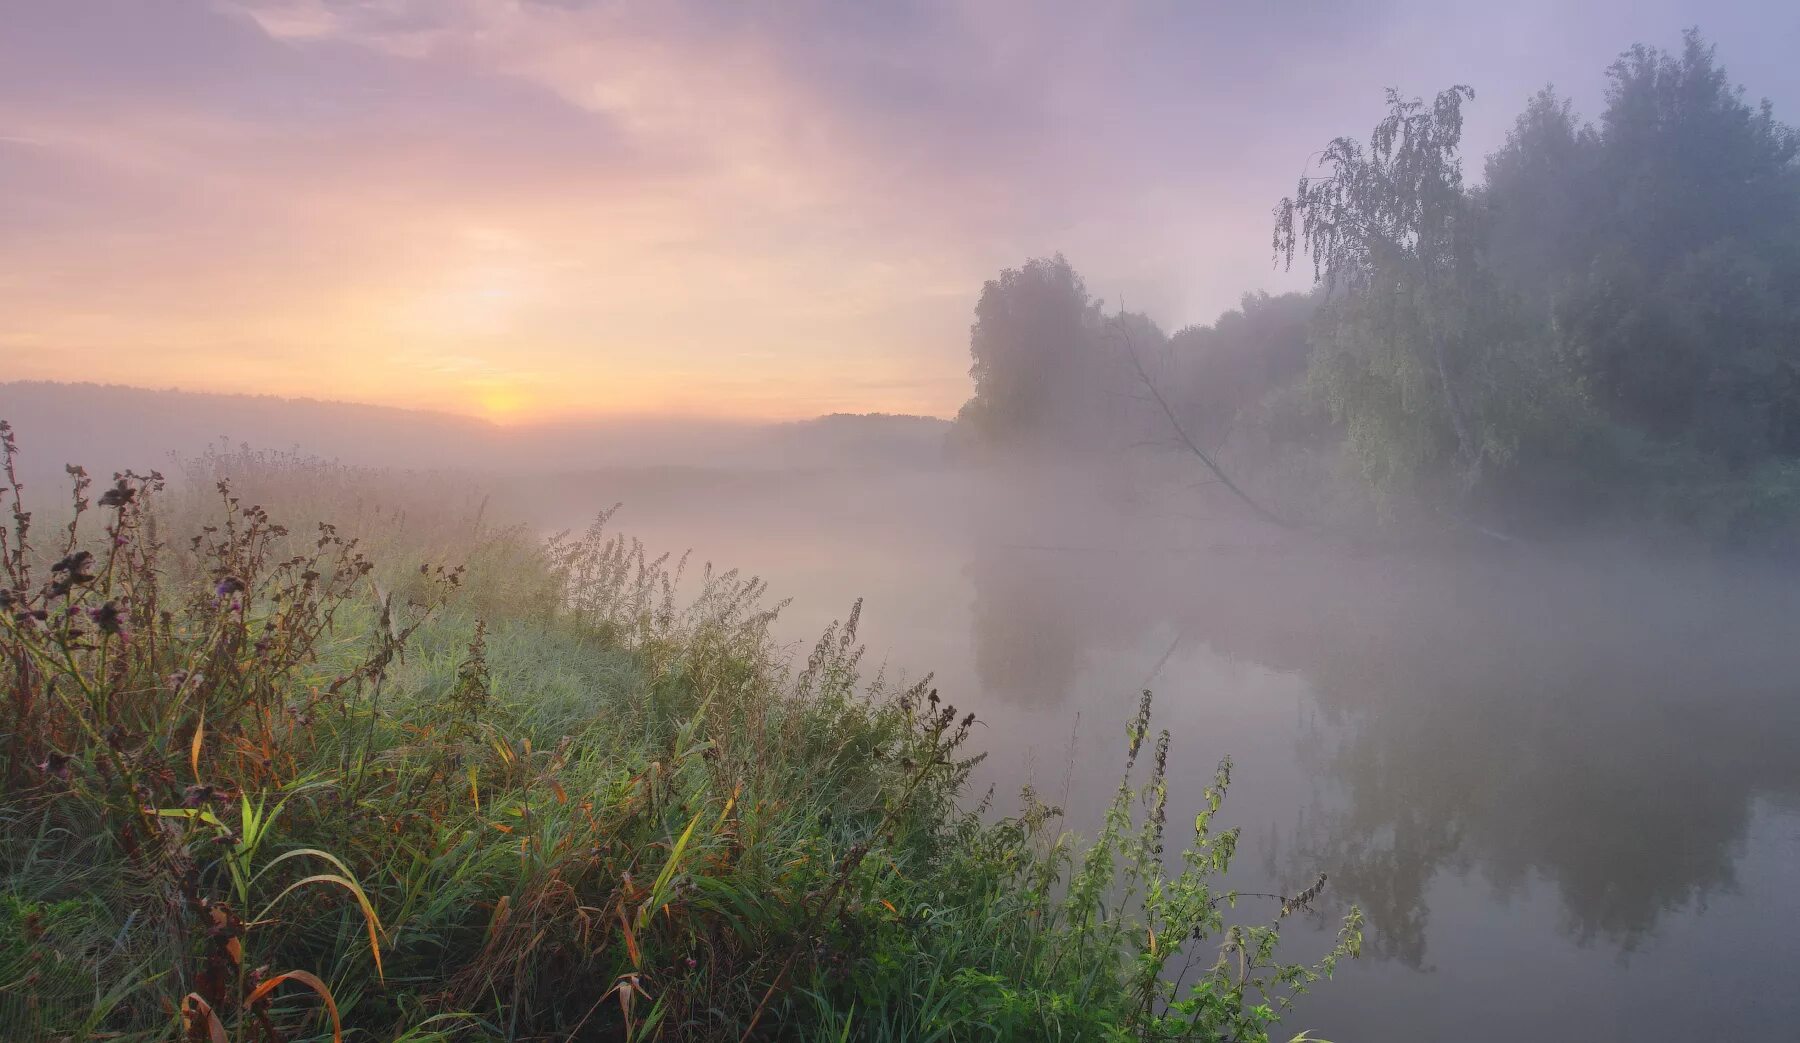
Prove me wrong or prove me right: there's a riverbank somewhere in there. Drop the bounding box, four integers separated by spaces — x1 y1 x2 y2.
0 438 1356 1042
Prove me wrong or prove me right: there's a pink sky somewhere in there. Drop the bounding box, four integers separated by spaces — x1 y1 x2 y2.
2 1 1794 421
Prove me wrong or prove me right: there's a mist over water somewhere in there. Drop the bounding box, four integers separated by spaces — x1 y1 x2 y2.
6 379 1799 1038
12 6 1800 1038
499 459 1800 1042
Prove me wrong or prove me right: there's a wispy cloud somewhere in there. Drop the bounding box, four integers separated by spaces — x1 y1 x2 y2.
4 0 1794 419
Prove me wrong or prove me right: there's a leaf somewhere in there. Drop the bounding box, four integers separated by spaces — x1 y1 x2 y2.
152 807 226 830
255 850 385 982
487 894 511 941
245 970 342 1043
713 784 740 830
181 992 229 1043
639 807 706 931
617 904 641 969
190 707 205 782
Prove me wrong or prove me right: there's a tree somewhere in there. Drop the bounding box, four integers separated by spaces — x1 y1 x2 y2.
1558 32 1800 463
957 255 1158 454
1164 291 1318 451
1480 88 1603 308
1274 85 1499 500
959 255 1104 448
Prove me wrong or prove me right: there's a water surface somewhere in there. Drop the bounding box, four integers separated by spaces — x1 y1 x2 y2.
508 464 1800 1042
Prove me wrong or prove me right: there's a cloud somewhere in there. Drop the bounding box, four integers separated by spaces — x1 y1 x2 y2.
4 0 1795 420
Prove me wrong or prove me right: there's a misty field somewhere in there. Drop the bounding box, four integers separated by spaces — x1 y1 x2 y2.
8 9 1800 1042
0 429 1358 1042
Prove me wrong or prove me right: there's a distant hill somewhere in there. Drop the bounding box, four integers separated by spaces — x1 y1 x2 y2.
0 381 950 482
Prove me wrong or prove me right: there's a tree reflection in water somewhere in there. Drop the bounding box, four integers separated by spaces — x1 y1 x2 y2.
963 512 1800 967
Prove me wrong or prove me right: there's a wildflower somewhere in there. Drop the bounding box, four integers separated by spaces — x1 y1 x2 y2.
51 550 94 576
48 550 96 595
168 669 204 692
88 600 125 635
98 479 135 508
214 576 246 598
38 751 71 781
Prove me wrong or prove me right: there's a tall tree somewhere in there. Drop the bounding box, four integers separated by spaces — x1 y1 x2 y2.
1273 86 1498 499
1559 32 1800 462
1480 88 1603 308
958 255 1146 452
1164 291 1318 451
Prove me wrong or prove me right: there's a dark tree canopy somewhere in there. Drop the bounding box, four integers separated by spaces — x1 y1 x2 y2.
960 255 1101 446
956 32 1800 546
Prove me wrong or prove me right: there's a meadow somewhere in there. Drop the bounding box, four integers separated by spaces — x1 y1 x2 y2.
0 423 1357 1043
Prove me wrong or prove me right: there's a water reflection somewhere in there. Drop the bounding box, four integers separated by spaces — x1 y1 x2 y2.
964 515 1800 966
525 464 1800 1038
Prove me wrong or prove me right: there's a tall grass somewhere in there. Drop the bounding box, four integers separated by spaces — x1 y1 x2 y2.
0 420 1358 1042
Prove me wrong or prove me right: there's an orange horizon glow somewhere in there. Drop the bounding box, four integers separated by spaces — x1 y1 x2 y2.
4 4 1787 422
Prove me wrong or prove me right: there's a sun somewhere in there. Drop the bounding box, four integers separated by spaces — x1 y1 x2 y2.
477 387 531 424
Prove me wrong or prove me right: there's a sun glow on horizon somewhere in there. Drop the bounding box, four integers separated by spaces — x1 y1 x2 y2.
5 2 1788 423
476 386 532 424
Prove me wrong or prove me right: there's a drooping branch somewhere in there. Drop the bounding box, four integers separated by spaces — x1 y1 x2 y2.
1108 315 1291 529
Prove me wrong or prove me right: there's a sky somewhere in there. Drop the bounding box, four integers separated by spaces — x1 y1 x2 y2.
2 1 1796 423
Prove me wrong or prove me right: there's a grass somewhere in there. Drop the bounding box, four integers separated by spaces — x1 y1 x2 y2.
0 422 1359 1042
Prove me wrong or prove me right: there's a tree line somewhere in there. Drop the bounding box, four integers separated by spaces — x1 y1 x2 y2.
953 31 1800 545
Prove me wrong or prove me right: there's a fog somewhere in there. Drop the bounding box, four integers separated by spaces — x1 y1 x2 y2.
508 460 1800 1042
7 383 1796 1038
8 14 1800 1041
0 382 950 485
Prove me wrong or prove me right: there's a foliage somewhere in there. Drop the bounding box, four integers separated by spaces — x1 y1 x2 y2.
1284 30 1800 531
953 32 1800 546
0 424 1357 1041
1273 82 1523 504
1163 293 1319 454
955 256 1171 458
960 255 1104 450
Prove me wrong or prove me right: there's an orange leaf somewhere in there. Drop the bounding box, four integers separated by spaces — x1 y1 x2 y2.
617 905 641 969
245 970 342 1043
190 708 205 782
181 993 228 1043
486 895 511 943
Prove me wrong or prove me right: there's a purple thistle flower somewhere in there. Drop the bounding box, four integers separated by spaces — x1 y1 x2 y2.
88 600 125 636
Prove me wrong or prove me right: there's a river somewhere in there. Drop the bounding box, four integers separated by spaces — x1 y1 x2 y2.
506 461 1800 1042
